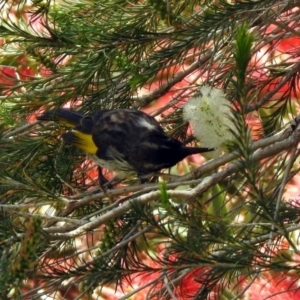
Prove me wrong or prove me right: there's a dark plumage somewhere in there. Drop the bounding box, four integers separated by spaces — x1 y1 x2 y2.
37 108 213 181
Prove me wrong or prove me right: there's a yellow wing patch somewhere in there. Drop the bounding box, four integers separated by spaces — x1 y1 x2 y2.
62 130 98 155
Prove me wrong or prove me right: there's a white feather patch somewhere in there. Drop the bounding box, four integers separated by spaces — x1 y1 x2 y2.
89 146 135 178
137 118 157 130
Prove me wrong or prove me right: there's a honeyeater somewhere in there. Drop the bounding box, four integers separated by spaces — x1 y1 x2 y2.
37 108 213 182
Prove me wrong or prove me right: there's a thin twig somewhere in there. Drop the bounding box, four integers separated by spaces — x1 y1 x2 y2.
132 52 213 108
246 61 300 113
2 120 39 138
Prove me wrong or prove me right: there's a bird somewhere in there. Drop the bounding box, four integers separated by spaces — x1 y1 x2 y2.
37 108 213 184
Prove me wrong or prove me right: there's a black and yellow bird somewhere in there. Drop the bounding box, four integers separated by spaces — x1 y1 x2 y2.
37 108 213 183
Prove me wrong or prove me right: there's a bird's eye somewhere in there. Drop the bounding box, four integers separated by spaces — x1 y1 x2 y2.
81 116 94 130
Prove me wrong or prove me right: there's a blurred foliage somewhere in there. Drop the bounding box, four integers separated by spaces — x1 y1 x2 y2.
0 0 300 299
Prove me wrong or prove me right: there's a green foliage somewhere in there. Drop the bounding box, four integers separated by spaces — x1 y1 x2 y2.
0 214 48 298
0 0 300 299
234 23 255 104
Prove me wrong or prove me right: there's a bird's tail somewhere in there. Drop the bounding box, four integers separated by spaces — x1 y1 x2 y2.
37 108 84 127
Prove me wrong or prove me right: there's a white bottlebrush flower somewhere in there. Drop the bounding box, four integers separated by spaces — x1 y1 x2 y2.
183 85 234 157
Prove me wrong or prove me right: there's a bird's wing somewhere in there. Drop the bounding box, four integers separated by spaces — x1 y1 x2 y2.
91 109 164 156
91 109 185 175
